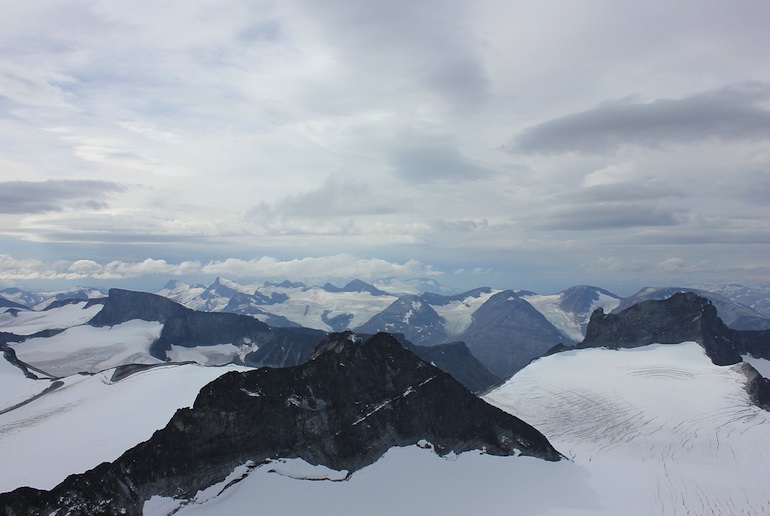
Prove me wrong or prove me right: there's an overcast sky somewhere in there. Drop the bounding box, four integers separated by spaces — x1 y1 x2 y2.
1 0 769 295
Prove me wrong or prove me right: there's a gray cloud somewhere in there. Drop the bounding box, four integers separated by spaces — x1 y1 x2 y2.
511 83 770 155
573 181 684 203
248 174 400 220
391 145 492 183
0 180 127 214
539 203 686 231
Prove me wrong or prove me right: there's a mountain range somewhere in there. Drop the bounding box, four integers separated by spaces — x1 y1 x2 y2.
2 286 770 514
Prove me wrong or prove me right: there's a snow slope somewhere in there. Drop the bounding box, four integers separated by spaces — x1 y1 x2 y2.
430 290 498 337
10 320 164 376
145 445 594 516
0 301 103 336
485 342 770 514
256 285 396 331
0 363 250 492
0 354 53 412
522 291 620 342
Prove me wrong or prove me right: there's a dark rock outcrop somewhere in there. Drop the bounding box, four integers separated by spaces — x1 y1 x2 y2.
739 363 770 412
580 292 770 366
389 335 501 393
322 279 390 296
613 287 770 331
0 332 561 515
89 289 326 367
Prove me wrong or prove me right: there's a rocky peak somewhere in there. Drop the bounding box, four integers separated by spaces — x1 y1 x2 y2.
581 292 770 366
0 332 561 514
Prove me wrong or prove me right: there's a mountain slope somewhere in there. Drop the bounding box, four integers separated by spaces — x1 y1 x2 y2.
353 295 449 345
0 332 561 514
485 342 770 514
459 290 573 378
0 361 249 493
90 289 326 369
522 285 621 341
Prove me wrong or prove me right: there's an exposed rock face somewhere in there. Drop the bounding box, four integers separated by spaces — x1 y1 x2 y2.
390 335 501 393
89 288 326 368
0 332 561 515
612 287 770 331
354 295 449 345
739 363 770 411
461 291 571 378
581 292 770 366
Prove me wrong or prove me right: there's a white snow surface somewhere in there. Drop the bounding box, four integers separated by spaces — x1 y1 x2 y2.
153 446 592 516
522 292 620 342
168 342 258 366
430 289 499 336
0 302 104 336
485 342 770 515
10 320 164 376
255 286 395 331
0 354 52 411
0 362 249 492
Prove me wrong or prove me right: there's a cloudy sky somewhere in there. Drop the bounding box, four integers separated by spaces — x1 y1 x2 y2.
1 0 769 294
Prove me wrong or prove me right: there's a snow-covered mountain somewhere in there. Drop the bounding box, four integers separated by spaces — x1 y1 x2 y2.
613 286 770 330
0 332 561 514
691 282 770 318
0 286 106 310
3 290 769 514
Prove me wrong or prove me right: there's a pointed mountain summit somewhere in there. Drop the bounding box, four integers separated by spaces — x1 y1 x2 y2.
0 332 561 514
354 295 448 345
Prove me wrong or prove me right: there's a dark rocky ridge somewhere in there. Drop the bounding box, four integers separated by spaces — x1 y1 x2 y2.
612 287 770 331
580 292 770 367
0 332 561 515
389 334 501 393
88 288 326 368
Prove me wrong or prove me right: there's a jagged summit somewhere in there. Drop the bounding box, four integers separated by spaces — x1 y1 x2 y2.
0 332 561 514
580 291 770 366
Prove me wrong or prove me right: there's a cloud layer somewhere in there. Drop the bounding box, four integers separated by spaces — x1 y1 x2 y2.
0 1 769 292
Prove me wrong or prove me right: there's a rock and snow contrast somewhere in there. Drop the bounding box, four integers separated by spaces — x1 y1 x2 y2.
0 332 561 514
485 342 770 514
1 282 769 514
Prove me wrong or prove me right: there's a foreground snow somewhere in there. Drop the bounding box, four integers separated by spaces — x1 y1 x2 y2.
145 446 593 516
0 363 249 492
486 342 770 515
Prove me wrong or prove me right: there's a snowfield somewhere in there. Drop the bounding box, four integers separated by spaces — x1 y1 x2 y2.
145 446 594 516
522 292 620 341
430 290 498 336
485 342 770 515
0 302 104 336
10 320 164 377
0 362 250 492
256 286 396 331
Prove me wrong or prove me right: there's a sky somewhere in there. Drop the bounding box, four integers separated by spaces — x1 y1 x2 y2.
1 0 770 295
